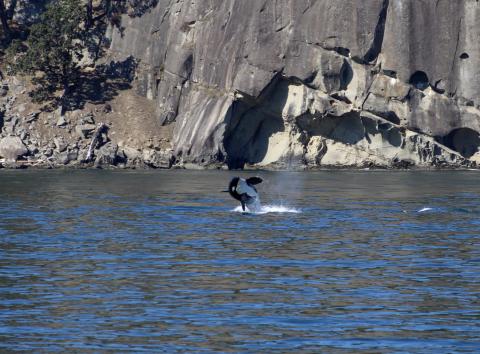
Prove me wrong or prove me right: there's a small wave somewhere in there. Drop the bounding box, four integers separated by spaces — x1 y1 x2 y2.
232 205 301 214
418 207 434 213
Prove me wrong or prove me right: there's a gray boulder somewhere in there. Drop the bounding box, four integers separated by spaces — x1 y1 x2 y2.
142 148 173 168
54 137 68 152
122 146 142 161
25 111 40 123
56 151 71 165
44 148 53 157
55 150 79 165
75 124 96 138
94 143 118 166
81 113 95 124
0 84 8 97
0 136 28 162
56 115 67 127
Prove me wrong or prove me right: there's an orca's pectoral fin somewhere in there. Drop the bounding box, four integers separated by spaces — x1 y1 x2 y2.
240 194 248 211
246 177 263 185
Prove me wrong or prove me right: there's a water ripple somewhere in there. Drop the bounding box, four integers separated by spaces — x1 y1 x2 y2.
0 170 479 352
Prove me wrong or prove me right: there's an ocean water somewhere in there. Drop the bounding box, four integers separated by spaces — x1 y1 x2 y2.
0 170 479 353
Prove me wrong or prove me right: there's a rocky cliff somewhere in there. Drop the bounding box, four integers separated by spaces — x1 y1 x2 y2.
1 0 479 169
107 0 480 169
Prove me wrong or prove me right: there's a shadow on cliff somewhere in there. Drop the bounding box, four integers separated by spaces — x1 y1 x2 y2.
296 111 367 145
30 57 136 111
60 56 137 112
440 128 480 158
223 76 289 169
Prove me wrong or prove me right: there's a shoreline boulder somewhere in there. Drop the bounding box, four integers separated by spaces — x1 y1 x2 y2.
0 136 28 162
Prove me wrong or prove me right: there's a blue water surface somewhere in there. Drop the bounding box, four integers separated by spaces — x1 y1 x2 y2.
0 170 479 353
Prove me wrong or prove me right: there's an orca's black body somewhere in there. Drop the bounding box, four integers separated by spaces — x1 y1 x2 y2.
227 177 263 211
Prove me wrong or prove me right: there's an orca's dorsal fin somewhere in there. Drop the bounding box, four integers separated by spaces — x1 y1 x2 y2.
246 177 263 185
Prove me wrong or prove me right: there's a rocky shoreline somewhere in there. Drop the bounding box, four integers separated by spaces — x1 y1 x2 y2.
2 161 477 171
0 72 175 170
0 109 174 170
0 72 478 172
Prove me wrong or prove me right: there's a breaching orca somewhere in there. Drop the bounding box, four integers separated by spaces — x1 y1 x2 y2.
225 176 263 211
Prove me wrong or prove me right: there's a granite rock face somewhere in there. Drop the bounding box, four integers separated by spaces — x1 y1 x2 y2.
108 0 480 169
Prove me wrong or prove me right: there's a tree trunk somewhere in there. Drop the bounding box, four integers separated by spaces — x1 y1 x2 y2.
6 0 16 20
104 0 111 17
86 0 93 28
0 0 11 39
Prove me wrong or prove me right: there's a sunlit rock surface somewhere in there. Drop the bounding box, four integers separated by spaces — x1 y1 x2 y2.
0 136 28 162
109 0 480 169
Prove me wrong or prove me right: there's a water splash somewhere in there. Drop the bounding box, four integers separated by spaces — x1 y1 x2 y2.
232 204 301 214
418 207 434 213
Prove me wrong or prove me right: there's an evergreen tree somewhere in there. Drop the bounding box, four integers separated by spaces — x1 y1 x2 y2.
125 0 158 17
11 0 85 102
102 0 158 21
